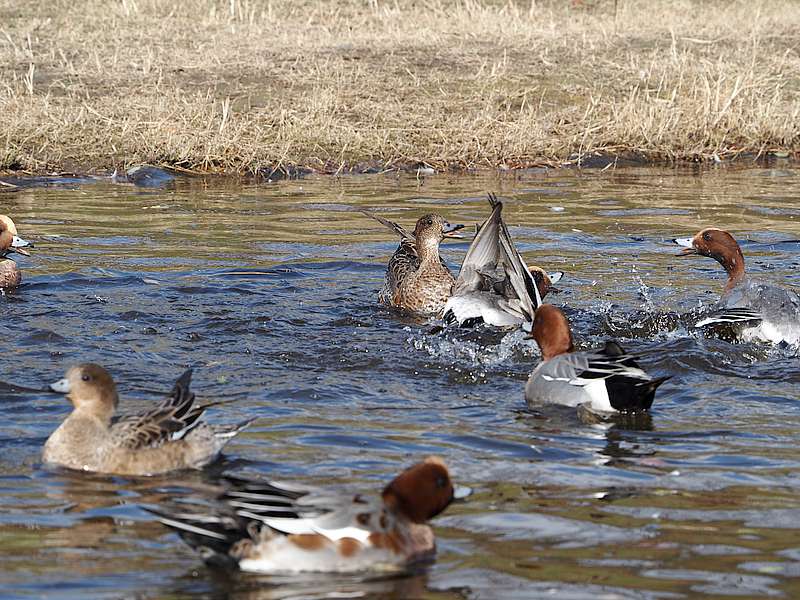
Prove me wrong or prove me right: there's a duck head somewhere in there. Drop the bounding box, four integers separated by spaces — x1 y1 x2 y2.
530 304 575 360
50 364 120 422
382 456 454 523
674 228 745 290
0 215 33 258
413 214 464 257
529 267 566 298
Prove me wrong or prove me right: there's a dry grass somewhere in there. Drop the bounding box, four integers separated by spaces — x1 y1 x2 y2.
1 0 798 174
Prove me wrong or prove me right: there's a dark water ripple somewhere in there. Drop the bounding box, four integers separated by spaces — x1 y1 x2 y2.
1 166 800 599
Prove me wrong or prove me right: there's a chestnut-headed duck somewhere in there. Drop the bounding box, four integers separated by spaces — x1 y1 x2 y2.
443 194 563 328
674 228 800 345
148 456 458 573
43 364 252 476
364 211 465 314
525 305 670 414
0 215 34 288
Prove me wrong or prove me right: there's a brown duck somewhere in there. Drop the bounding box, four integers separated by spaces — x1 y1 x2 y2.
365 211 464 314
43 364 253 476
0 215 34 288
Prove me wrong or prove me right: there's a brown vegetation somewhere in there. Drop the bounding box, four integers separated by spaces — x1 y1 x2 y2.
1 0 798 175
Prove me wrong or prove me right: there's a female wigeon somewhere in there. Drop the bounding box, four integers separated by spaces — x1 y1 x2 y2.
525 305 670 414
364 211 464 314
148 456 457 573
674 228 800 345
0 215 34 288
443 194 563 328
43 364 252 476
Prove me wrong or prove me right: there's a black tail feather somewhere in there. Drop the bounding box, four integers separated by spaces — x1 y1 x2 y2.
144 505 247 566
607 375 672 412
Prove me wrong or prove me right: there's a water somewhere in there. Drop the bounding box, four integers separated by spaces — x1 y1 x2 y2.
1 165 799 599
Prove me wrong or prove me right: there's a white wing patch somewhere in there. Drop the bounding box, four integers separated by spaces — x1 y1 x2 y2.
248 514 373 545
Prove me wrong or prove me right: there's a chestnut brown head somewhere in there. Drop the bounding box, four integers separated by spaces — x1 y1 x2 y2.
382 456 454 523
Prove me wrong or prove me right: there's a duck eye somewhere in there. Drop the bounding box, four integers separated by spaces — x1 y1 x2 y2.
702 232 712 242
426 218 433 226
435 475 447 488
81 374 91 382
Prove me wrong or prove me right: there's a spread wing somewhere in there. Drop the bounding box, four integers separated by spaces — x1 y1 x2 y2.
491 193 542 322
452 200 503 295
111 369 208 450
445 194 541 327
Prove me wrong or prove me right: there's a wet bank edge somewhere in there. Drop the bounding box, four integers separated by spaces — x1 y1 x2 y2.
1 151 798 188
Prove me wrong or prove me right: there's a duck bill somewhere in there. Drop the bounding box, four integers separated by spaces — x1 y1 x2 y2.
10 235 33 256
546 271 565 294
49 378 71 394
442 223 465 239
672 237 697 257
453 485 473 501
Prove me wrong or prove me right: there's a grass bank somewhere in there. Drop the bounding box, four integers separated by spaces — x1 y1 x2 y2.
1 0 798 175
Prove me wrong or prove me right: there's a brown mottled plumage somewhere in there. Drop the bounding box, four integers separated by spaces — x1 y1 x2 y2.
364 211 464 315
43 364 252 476
0 215 33 288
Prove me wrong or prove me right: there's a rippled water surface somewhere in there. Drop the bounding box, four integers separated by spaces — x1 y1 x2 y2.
1 165 799 599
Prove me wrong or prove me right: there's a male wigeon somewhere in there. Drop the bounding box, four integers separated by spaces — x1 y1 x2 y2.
525 305 670 414
0 215 34 288
148 456 456 573
674 228 800 345
43 364 252 476
443 194 563 329
364 211 464 314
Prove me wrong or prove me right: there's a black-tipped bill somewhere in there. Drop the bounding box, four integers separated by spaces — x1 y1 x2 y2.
10 235 33 256
442 223 465 238
50 378 71 393
673 237 696 256
453 485 473 501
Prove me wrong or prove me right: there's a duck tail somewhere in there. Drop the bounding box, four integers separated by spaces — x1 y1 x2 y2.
144 505 245 568
605 372 671 413
643 375 672 395
631 375 672 411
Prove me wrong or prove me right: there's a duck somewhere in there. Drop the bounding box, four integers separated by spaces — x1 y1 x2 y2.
43 364 252 476
364 211 464 314
0 215 34 288
443 194 563 329
525 305 670 414
673 228 800 345
147 456 457 573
